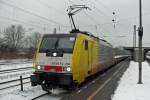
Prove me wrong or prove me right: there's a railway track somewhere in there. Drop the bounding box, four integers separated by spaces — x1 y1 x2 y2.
0 76 30 91
31 93 49 100
0 67 32 74
0 65 32 91
29 58 129 100
61 58 129 100
0 57 127 98
28 57 128 100
0 60 32 65
30 89 66 100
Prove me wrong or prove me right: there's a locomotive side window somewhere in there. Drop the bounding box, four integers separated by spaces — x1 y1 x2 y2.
85 40 88 50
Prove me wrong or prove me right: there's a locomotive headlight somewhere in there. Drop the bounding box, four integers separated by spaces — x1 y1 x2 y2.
37 65 41 70
53 53 57 57
63 67 71 72
66 67 71 72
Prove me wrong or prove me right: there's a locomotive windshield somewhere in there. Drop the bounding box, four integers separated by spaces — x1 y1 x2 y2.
39 35 76 53
57 37 75 49
40 37 57 50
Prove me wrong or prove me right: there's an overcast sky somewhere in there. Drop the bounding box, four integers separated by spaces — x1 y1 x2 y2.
0 0 150 47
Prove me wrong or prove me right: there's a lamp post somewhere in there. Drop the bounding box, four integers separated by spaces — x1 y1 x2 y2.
138 0 143 84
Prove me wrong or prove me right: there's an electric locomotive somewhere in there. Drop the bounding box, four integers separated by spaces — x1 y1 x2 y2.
30 5 115 91
30 31 115 91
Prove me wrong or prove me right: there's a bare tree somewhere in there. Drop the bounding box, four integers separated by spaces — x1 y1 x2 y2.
29 32 41 49
4 25 25 51
24 32 41 52
0 38 3 46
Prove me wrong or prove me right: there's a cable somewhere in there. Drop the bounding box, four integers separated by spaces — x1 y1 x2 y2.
68 0 98 25
77 11 150 28
35 0 65 15
68 0 116 30
0 6 54 29
83 11 98 24
68 0 114 33
80 0 112 19
0 0 66 26
81 0 119 34
96 0 114 14
0 16 71 34
0 8 67 32
0 15 42 28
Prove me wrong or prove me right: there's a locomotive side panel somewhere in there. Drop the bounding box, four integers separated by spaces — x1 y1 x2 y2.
96 40 115 72
72 33 94 83
71 33 115 84
71 33 102 84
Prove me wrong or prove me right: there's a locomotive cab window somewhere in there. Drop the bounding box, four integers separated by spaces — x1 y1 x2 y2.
39 35 76 53
84 40 88 50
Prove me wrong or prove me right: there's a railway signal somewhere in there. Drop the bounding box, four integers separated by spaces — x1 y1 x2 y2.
112 12 116 28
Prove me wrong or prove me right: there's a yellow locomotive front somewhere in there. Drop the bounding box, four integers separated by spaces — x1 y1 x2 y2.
30 34 77 90
30 32 115 91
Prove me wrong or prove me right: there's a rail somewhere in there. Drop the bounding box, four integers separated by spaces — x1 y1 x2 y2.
0 61 32 65
0 76 30 91
31 93 49 100
0 67 32 74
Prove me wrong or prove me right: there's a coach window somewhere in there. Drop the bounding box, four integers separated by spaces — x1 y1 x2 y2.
85 40 88 50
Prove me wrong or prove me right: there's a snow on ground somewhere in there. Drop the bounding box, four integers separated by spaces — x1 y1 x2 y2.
0 83 63 100
0 70 32 82
112 61 150 100
114 55 130 59
0 59 33 83
0 59 32 63
146 56 150 60
0 59 63 100
0 85 47 100
0 59 32 70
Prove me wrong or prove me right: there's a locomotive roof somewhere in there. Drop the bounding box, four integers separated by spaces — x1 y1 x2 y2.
75 31 113 47
43 33 76 37
43 31 113 47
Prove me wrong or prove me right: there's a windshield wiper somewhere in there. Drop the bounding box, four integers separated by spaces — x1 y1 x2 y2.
54 39 59 49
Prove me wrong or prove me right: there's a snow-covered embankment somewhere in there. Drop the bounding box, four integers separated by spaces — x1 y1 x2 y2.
112 61 150 100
